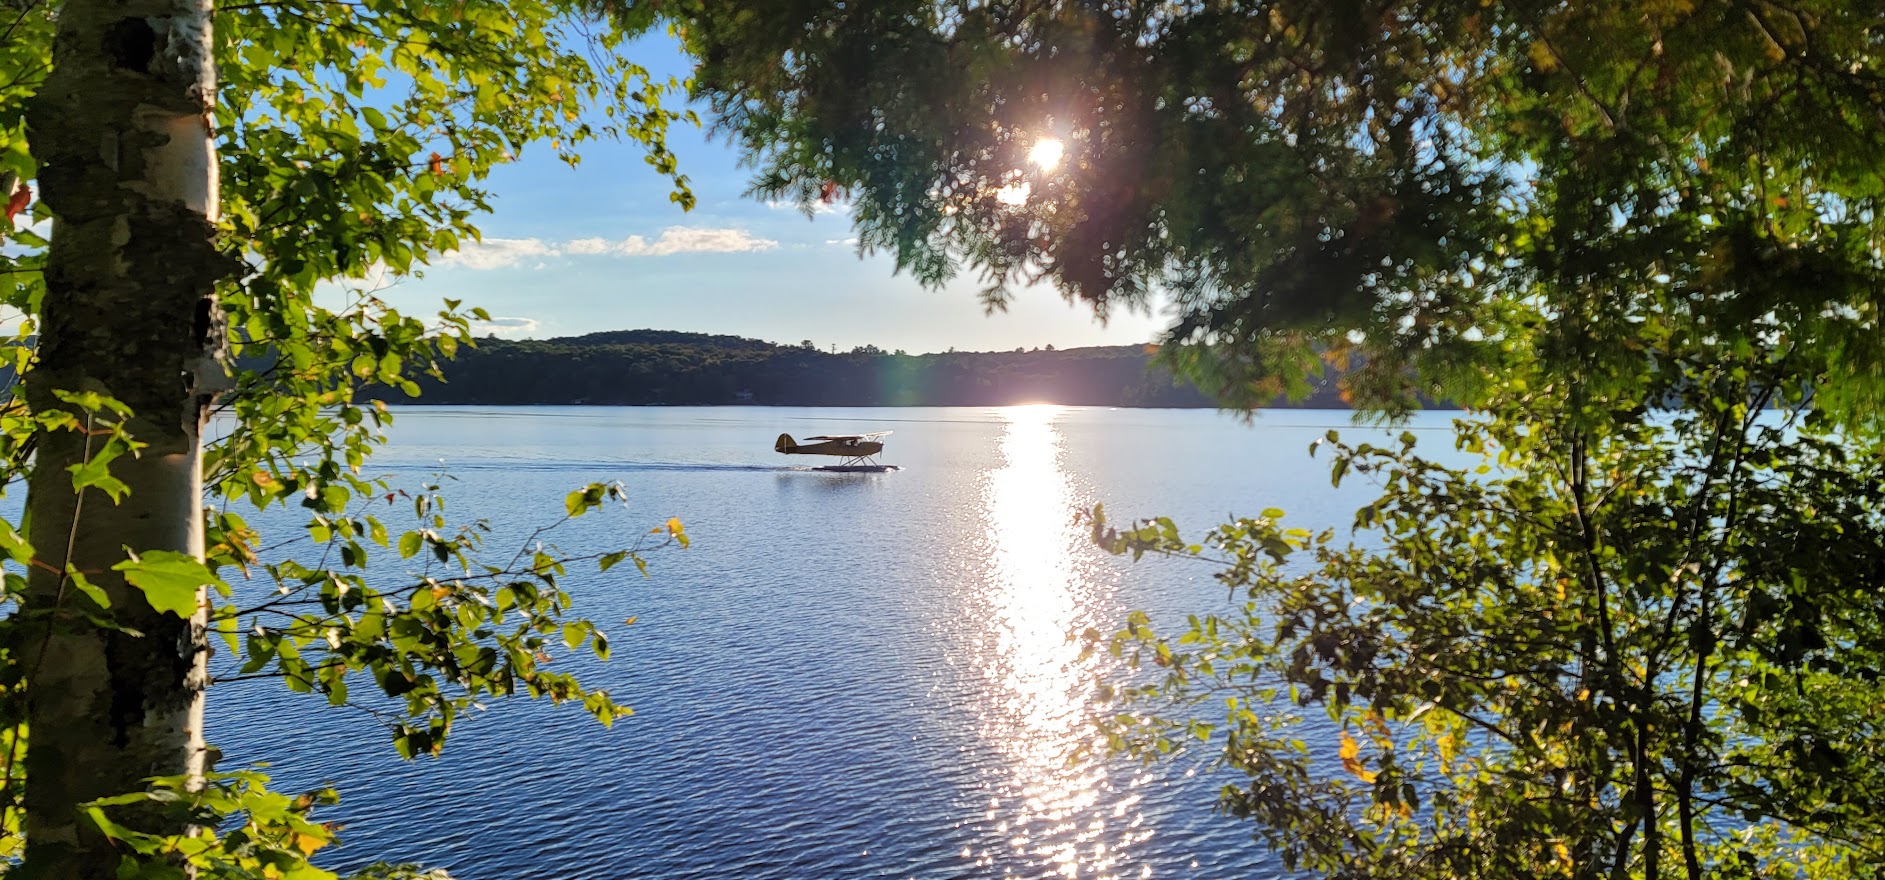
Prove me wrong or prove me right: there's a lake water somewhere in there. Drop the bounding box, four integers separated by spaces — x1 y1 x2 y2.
209 405 1461 879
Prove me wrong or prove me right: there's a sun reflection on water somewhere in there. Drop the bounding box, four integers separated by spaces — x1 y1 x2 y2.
970 404 1149 878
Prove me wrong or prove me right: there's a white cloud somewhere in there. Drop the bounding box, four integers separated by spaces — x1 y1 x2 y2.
825 237 860 247
619 226 777 256
436 227 778 270
1 216 51 258
473 315 539 337
766 198 852 216
437 237 558 271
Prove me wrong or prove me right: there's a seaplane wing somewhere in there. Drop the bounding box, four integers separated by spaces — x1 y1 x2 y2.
801 431 892 442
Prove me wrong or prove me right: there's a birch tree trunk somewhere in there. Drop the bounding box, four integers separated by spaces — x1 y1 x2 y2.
19 0 228 874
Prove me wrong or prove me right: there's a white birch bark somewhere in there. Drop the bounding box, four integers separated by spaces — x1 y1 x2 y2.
19 0 228 874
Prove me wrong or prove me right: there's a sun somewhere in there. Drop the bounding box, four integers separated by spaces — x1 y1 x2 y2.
1027 137 1064 172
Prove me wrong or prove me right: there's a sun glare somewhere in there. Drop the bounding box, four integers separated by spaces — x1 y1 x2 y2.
966 404 1140 876
995 181 1032 207
1027 137 1064 172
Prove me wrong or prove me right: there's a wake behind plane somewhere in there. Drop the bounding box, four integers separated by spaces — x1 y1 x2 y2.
774 431 900 472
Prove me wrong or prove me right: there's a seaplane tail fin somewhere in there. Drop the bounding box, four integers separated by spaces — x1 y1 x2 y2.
775 433 797 454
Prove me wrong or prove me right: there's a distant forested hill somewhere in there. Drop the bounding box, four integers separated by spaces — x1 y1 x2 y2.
398 330 1353 408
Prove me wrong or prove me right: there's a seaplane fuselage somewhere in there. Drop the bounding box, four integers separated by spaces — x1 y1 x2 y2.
774 433 885 457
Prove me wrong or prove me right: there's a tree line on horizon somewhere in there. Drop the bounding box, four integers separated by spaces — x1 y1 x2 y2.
398 328 1357 408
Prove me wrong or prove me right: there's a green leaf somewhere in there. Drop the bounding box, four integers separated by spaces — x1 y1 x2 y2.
67 568 109 609
112 551 215 618
68 452 130 502
0 518 33 566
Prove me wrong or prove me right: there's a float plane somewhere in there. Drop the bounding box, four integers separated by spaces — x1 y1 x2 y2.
774 432 899 472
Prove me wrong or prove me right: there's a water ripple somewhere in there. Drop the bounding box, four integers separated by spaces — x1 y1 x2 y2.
204 405 1432 879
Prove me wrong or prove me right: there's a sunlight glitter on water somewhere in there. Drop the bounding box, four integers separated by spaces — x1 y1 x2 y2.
974 404 1131 878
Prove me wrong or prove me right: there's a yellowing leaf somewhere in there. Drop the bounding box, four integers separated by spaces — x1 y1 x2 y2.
1439 727 1461 774
293 832 326 855
1529 41 1558 73
665 517 684 535
1339 731 1377 783
1364 710 1391 739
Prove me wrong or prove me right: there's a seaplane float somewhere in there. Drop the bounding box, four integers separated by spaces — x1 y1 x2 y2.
774 431 900 472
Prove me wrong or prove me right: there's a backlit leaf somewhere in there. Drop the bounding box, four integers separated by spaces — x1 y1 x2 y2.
113 551 215 618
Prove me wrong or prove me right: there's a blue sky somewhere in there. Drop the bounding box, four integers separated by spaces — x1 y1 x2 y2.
381 32 1167 355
